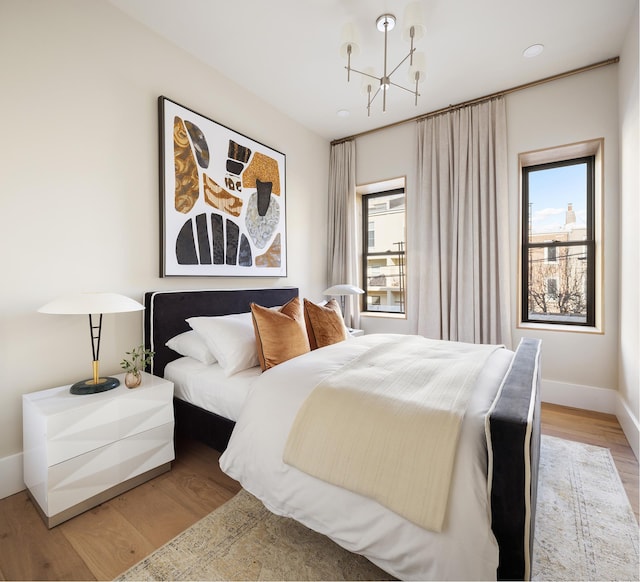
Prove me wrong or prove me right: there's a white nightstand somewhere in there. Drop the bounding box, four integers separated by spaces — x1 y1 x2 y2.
23 372 174 528
348 328 365 337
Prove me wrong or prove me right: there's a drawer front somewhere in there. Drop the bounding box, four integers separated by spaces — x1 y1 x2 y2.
46 422 174 516
46 383 174 466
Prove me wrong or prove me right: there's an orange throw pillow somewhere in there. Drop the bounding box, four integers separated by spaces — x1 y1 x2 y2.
304 298 348 350
251 297 310 371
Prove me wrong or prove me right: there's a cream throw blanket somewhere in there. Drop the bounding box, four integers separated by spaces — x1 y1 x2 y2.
283 335 501 532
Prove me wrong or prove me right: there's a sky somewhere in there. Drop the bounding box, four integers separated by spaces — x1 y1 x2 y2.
528 162 587 235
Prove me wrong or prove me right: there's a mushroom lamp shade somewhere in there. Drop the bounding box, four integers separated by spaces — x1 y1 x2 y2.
38 292 145 395
323 284 364 327
323 284 365 296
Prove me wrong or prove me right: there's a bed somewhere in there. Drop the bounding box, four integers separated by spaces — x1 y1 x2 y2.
144 287 541 581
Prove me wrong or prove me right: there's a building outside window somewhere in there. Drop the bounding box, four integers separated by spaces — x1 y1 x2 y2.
361 188 406 314
521 156 595 326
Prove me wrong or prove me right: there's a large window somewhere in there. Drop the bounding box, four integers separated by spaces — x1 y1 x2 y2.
361 188 406 314
521 156 595 326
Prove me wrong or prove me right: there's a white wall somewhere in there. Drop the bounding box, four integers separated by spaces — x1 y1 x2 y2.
507 66 620 408
355 65 624 414
356 123 418 336
0 0 329 494
617 5 640 456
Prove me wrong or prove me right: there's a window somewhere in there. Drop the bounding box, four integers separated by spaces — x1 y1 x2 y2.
545 246 558 263
521 156 595 326
362 188 406 314
367 221 375 248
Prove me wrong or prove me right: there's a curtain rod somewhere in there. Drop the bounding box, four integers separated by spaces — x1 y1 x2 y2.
330 57 619 145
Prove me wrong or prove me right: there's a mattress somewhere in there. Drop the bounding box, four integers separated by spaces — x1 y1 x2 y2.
164 357 261 421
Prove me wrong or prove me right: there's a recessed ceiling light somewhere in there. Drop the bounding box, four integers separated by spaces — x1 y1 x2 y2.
337 109 350 118
523 44 544 58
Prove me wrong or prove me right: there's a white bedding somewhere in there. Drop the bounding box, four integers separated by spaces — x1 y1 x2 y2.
219 334 514 581
164 357 261 421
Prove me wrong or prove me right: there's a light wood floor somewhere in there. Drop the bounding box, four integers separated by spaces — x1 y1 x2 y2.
0 403 637 581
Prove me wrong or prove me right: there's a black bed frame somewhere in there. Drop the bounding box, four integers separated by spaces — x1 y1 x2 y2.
144 287 298 451
143 287 541 581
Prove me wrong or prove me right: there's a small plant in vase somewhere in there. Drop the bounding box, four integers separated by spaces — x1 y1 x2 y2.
120 345 154 388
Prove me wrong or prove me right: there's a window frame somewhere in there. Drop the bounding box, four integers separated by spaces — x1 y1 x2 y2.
521 156 596 327
361 187 406 315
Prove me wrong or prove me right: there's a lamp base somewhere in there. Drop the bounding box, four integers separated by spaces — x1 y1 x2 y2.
70 376 120 395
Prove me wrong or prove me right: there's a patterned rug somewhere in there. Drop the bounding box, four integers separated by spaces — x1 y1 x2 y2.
117 435 639 581
532 435 639 581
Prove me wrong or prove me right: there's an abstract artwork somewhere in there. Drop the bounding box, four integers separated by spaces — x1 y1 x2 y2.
159 97 287 277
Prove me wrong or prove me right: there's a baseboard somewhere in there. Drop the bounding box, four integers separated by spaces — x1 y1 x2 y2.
542 379 639 460
541 379 617 414
616 397 640 461
0 452 24 500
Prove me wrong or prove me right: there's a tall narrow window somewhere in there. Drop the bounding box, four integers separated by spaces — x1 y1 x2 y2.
522 156 595 326
362 188 406 314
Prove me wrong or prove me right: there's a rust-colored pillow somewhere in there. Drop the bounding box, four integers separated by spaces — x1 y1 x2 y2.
251 297 310 371
303 298 349 350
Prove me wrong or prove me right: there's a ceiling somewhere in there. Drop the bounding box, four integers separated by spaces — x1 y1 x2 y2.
108 0 637 141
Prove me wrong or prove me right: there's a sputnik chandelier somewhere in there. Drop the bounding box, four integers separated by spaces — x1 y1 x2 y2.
340 4 426 116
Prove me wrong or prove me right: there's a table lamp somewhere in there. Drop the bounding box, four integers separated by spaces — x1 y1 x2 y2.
38 292 145 395
323 284 364 328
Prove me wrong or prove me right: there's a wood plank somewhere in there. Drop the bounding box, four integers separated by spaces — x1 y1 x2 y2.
175 436 241 495
153 437 241 517
542 402 639 522
60 502 156 581
110 476 201 547
0 491 95 581
155 459 239 518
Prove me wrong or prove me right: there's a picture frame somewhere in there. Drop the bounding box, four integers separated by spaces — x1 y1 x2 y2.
158 96 287 277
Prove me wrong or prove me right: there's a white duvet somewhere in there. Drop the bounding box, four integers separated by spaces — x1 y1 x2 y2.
219 334 513 581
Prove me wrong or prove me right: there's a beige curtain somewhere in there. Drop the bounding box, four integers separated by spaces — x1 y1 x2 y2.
411 97 511 346
327 140 359 328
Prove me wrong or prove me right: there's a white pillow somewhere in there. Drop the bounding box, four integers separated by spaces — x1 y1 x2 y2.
165 330 217 365
187 312 259 377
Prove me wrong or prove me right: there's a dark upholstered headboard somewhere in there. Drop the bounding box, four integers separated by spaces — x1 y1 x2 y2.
143 288 299 377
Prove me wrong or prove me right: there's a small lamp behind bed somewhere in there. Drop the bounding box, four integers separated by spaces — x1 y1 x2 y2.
323 284 364 330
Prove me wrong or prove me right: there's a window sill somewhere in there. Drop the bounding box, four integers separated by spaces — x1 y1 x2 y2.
517 321 603 335
360 311 407 321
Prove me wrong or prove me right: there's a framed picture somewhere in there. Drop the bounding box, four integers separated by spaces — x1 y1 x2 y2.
158 96 287 277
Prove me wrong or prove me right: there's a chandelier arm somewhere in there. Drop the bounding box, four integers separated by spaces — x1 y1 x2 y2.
367 86 381 117
388 80 420 96
345 66 381 82
369 86 382 105
387 49 415 78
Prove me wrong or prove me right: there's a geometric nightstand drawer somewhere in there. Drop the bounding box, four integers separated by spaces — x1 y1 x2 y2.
23 372 174 527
